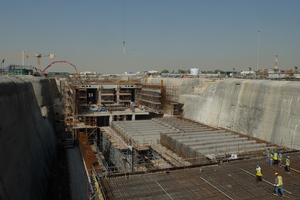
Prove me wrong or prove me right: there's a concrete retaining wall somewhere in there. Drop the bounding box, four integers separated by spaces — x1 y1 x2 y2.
20 76 59 107
0 76 56 200
182 79 300 149
145 77 203 95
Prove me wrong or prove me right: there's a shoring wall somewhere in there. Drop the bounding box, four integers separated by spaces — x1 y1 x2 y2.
183 79 300 149
0 76 57 200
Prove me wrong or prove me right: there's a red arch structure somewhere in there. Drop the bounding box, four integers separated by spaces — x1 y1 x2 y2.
42 61 79 76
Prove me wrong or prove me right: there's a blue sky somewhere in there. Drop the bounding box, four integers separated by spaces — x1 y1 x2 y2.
1 0 300 73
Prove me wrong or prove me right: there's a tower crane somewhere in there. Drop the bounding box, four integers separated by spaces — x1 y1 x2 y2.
0 53 55 71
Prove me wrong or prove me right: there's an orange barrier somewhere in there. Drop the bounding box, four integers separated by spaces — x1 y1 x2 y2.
78 132 102 175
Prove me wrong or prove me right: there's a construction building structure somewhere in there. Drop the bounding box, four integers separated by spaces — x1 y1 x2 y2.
136 80 180 115
56 75 299 200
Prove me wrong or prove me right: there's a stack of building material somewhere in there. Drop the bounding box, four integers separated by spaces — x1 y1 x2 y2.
112 120 179 148
151 144 191 167
155 117 266 163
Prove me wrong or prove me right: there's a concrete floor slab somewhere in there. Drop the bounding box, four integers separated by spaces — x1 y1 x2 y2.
103 152 300 199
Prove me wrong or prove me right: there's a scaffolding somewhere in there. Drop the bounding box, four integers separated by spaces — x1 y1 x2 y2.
118 88 132 104
136 84 162 112
63 81 74 135
136 83 180 114
100 125 191 174
77 88 88 113
99 87 115 104
164 85 180 115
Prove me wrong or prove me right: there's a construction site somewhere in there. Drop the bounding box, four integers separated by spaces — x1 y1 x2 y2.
1 73 300 200
1 0 300 198
55 73 300 200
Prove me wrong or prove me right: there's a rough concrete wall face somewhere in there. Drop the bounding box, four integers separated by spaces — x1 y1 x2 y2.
183 79 300 149
0 76 56 200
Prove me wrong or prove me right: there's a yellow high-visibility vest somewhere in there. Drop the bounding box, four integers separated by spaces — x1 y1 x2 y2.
275 176 283 186
274 153 278 160
256 168 262 176
286 158 290 166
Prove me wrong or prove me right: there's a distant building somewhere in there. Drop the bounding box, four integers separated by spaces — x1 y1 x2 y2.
241 71 256 77
148 70 159 74
5 65 35 75
80 71 96 75
48 72 70 77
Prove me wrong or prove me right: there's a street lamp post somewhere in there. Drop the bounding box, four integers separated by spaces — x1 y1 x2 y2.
257 30 260 71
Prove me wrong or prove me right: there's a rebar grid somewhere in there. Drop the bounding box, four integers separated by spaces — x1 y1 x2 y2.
104 153 300 199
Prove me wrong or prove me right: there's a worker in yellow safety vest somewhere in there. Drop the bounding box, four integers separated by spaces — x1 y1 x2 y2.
274 173 284 196
278 151 282 167
256 164 263 183
264 147 270 163
273 151 278 166
285 156 291 173
270 151 274 166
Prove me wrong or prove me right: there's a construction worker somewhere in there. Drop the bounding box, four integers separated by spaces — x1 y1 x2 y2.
285 156 291 173
274 172 284 196
256 164 263 183
265 147 270 163
270 151 274 166
278 151 282 167
273 151 278 166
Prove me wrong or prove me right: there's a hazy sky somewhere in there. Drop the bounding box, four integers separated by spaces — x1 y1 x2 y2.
1 0 300 73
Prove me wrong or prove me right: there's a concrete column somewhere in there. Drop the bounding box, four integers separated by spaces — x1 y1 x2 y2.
97 86 100 105
98 86 102 105
116 86 120 104
132 114 135 121
109 114 113 125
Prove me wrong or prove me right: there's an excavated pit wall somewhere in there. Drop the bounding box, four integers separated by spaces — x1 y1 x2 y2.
0 76 57 200
182 79 300 149
20 76 59 106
